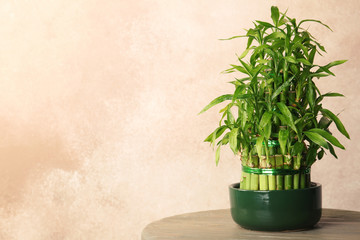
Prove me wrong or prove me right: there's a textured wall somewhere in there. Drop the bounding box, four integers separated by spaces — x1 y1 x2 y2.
0 0 359 239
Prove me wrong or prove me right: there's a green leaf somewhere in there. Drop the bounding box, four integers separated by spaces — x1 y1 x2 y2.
271 75 295 100
230 64 248 74
328 143 338 159
307 128 345 149
316 92 344 105
297 58 312 66
284 56 297 64
276 102 297 133
219 35 246 40
264 32 286 43
239 60 254 76
324 60 347 69
227 110 235 125
279 128 289 155
293 142 304 155
320 108 350 139
304 131 329 149
298 19 332 31
264 123 272 139
321 92 344 98
318 116 332 130
229 128 238 154
199 94 232 114
204 125 227 145
317 149 325 160
246 37 254 48
259 111 273 129
308 73 331 79
256 20 274 28
238 47 253 60
271 6 280 26
307 80 315 109
215 145 221 166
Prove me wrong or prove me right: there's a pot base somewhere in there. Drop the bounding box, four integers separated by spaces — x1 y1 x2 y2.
229 182 322 231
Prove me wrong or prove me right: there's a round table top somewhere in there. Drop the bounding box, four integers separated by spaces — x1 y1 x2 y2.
142 208 360 240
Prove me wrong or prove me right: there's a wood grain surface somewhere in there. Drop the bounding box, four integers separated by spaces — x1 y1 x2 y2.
142 209 360 240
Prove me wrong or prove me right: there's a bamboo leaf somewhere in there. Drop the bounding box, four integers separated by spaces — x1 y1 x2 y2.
199 94 233 114
264 32 286 43
306 147 318 166
324 60 347 69
306 80 315 109
259 111 273 129
320 108 350 139
247 37 254 48
219 35 246 40
316 92 344 105
298 19 332 31
309 73 331 78
321 92 344 97
238 47 253 60
292 142 304 155
307 128 345 149
264 123 272 139
271 75 295 100
279 128 289 155
317 149 325 160
328 143 338 159
304 131 329 149
256 20 274 28
239 60 254 77
297 58 312 66
215 145 221 165
271 6 280 26
204 125 226 142
230 64 248 74
276 102 297 133
229 128 238 154
284 56 297 63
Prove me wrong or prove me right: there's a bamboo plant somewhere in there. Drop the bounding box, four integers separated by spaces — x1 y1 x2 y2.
200 6 349 190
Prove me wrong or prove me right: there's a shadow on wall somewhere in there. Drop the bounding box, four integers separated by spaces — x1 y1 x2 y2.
0 126 78 209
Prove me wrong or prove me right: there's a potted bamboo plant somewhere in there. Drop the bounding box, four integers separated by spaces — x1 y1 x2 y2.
200 6 349 231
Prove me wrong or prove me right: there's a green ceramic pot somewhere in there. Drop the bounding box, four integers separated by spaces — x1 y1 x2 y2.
229 182 322 231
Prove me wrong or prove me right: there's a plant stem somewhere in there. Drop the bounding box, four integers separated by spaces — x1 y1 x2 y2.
250 155 259 190
300 173 306 189
293 155 300 189
268 156 276 190
285 175 293 190
259 155 268 190
275 154 284 190
284 154 293 190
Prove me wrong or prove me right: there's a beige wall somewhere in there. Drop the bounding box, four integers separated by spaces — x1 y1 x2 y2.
0 0 359 239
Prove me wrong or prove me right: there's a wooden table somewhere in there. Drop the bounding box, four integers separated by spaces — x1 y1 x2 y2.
142 208 360 240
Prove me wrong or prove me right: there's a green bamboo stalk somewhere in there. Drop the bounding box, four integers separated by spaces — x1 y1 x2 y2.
259 155 268 190
250 155 259 190
293 174 300 189
284 154 293 190
293 155 300 189
245 172 251 190
300 173 306 189
285 175 293 190
240 171 246 189
242 151 251 190
268 156 276 190
259 174 269 190
275 154 284 190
